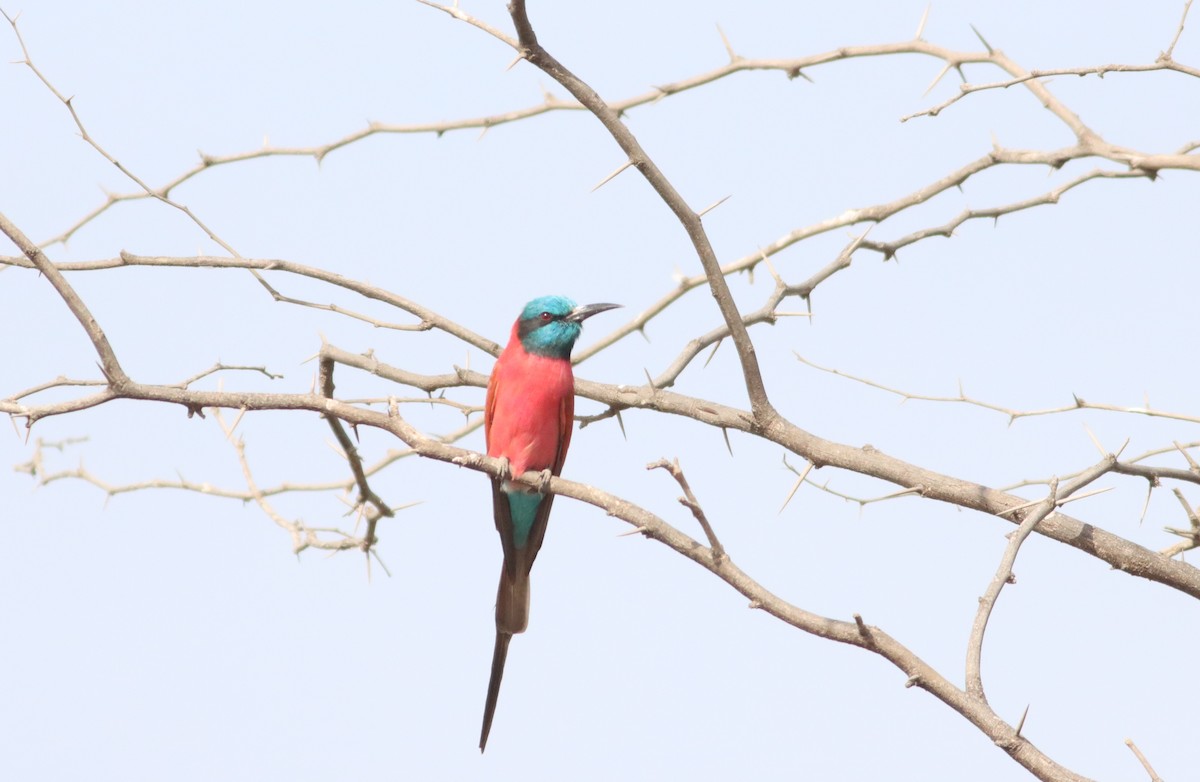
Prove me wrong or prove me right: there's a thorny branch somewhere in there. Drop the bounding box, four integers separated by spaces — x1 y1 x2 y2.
964 444 1123 706
964 479 1059 703
505 0 774 419
211 408 396 556
33 0 1200 250
317 355 395 556
5 3 1198 780
647 457 726 565
0 252 500 359
4 7 1196 381
794 352 1200 428
0 212 128 387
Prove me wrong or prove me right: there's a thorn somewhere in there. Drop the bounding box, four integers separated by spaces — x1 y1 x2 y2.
1138 481 1154 526
643 367 656 388
1015 704 1031 737
591 159 633 192
697 194 732 218
778 477 803 514
761 250 783 284
1082 423 1106 457
969 24 994 54
716 23 737 61
615 409 627 441
915 4 931 39
504 52 524 71
922 63 951 96
1174 441 1200 473
326 438 349 461
778 460 814 514
1059 486 1113 506
703 338 723 368
721 427 733 457
226 407 248 439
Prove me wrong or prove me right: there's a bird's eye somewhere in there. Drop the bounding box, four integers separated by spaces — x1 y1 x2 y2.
539 311 552 321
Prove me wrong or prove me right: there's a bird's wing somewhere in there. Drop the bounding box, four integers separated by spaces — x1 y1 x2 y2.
555 386 575 477
517 391 574 573
490 478 521 580
484 355 501 450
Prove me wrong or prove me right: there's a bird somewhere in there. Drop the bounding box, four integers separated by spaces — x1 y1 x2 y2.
479 295 621 752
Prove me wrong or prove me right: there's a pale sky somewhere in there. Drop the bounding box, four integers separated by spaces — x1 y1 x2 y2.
2 1 1197 780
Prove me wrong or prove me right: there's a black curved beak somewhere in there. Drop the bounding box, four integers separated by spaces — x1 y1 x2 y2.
566 302 622 323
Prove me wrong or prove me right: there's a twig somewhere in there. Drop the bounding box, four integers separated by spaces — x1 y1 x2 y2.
1161 488 1200 557
1 10 248 259
1163 0 1194 61
0 213 128 387
212 409 384 554
794 351 1200 428
491 1 778 419
0 252 497 355
647 457 726 564
904 59 1200 123
319 356 396 553
1124 738 1165 782
966 479 1059 702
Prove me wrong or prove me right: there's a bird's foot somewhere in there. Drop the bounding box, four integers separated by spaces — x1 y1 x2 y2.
535 468 553 494
496 456 512 482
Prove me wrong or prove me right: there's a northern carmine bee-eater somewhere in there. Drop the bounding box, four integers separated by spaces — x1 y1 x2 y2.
479 295 621 752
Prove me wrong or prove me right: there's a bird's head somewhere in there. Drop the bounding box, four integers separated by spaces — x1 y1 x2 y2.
516 295 621 359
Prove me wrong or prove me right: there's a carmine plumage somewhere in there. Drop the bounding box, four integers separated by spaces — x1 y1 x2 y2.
478 295 620 752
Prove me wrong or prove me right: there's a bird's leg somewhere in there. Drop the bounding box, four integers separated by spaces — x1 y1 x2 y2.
534 468 553 494
495 456 512 483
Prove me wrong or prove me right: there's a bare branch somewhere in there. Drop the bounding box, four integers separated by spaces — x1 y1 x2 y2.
1124 738 1165 782
505 0 775 419
966 479 1059 701
966 450 1121 700
794 352 1200 428
904 59 1200 123
0 252 498 355
647 457 726 564
318 356 395 544
213 409 380 554
1161 488 1200 558
0 212 128 386
403 418 1095 782
1 10 249 257
1163 0 1194 61
19 6 1193 251
8 376 105 402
